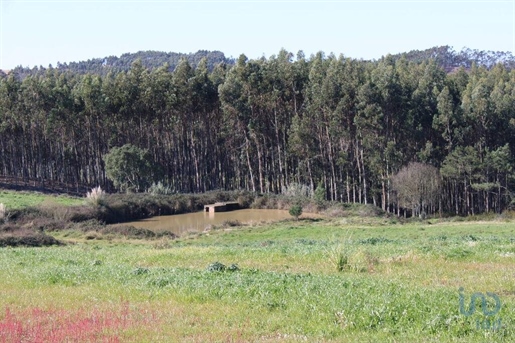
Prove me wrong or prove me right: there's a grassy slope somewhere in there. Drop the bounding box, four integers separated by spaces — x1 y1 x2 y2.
0 189 84 209
1 217 514 342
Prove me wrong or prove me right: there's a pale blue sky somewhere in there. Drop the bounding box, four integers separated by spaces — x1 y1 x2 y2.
1 0 514 69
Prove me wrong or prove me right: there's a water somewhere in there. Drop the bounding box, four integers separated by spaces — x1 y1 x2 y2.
120 209 311 236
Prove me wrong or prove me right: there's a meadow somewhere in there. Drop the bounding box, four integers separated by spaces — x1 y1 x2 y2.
1 210 514 342
0 190 84 210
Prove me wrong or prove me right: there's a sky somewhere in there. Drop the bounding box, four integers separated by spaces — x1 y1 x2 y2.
0 0 514 70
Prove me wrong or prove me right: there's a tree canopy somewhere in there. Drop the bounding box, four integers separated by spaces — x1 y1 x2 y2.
103 144 161 192
1 47 515 216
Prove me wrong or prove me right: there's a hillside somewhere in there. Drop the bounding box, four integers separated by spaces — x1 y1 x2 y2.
6 46 515 80
9 50 234 78
389 45 515 72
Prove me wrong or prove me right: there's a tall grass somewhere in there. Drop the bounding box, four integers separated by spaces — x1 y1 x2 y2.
85 186 106 206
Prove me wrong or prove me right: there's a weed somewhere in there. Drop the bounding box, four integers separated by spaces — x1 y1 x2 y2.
327 233 353 272
132 267 150 275
207 261 227 272
206 262 240 272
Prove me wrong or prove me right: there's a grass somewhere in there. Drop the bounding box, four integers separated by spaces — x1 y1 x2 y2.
0 216 514 341
0 190 84 210
0 189 514 341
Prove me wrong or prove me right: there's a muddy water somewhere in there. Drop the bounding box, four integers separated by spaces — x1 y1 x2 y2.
121 209 312 236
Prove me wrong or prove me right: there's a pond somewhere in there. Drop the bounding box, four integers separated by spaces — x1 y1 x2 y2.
120 209 315 236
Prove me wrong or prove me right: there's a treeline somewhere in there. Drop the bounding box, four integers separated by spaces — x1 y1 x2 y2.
9 46 515 81
1 49 515 216
10 50 232 79
391 46 515 71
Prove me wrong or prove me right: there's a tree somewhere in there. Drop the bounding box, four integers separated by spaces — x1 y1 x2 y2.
314 181 326 208
440 146 480 215
103 144 161 192
289 204 303 221
391 162 441 217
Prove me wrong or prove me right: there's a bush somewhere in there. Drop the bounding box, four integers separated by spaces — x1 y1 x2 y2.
147 181 173 195
236 192 254 208
0 229 62 247
69 219 105 232
251 194 280 209
289 204 303 220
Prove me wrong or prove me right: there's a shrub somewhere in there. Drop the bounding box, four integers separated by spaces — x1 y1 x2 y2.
236 192 254 208
147 181 173 195
251 194 279 209
0 229 62 247
289 204 303 220
70 219 105 232
67 206 98 222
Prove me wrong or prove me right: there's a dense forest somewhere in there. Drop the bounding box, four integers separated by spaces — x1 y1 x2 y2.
9 46 515 79
9 50 232 78
1 46 515 216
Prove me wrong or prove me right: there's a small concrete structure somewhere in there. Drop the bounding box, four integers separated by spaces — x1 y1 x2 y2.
204 201 240 213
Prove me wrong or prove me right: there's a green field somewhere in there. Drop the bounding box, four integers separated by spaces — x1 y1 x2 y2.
0 190 84 210
1 215 514 342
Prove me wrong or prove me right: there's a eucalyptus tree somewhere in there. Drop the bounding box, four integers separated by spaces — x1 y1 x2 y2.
187 57 220 192
0 75 22 177
355 56 408 207
74 74 109 186
290 52 331 195
218 54 260 192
